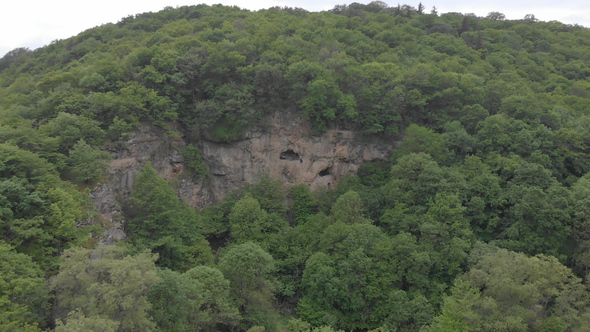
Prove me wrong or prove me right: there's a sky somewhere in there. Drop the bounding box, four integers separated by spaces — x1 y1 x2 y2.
2 0 589 57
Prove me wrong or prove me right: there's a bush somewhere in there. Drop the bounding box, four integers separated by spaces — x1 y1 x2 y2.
182 145 208 178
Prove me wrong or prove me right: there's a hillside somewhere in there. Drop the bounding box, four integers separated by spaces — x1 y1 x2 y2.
1 2 590 331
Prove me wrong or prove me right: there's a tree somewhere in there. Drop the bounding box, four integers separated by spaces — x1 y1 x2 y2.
298 252 342 327
38 112 105 154
50 245 161 332
182 144 208 178
442 121 478 161
486 12 506 21
301 78 351 134
391 124 447 164
67 139 110 184
0 241 49 332
299 222 435 330
147 268 195 332
571 174 590 275
523 14 538 23
385 153 463 209
349 62 403 136
289 184 317 225
491 162 573 260
0 144 94 272
55 310 119 332
218 242 276 330
417 2 425 15
331 190 370 224
124 162 211 270
184 266 241 329
195 83 259 142
0 47 31 72
266 213 331 305
459 156 504 237
426 244 590 331
246 172 287 216
229 193 268 243
148 266 239 332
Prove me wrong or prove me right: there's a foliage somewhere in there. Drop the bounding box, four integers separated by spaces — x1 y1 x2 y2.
391 124 447 163
181 144 208 178
67 139 110 184
219 242 276 330
0 241 49 331
55 310 119 332
330 190 370 224
0 144 96 272
426 243 590 331
2 2 590 331
148 266 240 331
123 162 212 270
229 193 269 243
289 184 318 225
50 245 161 332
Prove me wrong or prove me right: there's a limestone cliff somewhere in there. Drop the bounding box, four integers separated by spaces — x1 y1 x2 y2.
91 112 398 243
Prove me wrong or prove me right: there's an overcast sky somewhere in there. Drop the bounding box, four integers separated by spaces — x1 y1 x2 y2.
2 0 589 57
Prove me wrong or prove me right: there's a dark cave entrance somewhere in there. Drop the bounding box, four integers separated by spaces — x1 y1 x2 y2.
319 167 332 177
280 149 300 161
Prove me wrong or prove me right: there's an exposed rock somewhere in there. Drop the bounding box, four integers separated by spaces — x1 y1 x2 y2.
90 112 398 242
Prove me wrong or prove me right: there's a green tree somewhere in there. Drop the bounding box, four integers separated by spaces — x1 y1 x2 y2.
218 242 276 330
442 121 478 162
385 153 465 210
246 172 287 216
571 174 590 275
229 193 269 243
266 213 331 304
496 162 573 260
195 83 259 142
67 139 110 184
184 266 241 329
0 144 94 271
50 245 161 332
426 244 590 331
300 78 345 133
331 190 370 224
182 144 208 178
299 222 435 330
38 112 105 154
391 124 447 163
346 62 403 136
0 241 49 332
124 162 211 270
148 269 195 332
55 310 119 332
148 266 240 332
0 117 59 161
459 156 504 238
289 184 318 225
0 47 31 73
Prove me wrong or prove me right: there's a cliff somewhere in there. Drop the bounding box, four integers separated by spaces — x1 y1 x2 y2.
91 112 398 243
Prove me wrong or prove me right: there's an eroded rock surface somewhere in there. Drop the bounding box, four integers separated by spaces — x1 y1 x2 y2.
91 113 398 242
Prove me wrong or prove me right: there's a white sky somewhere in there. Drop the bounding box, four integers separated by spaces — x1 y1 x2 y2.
1 1 589 57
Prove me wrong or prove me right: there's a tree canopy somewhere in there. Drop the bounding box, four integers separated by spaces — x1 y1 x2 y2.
1 2 590 331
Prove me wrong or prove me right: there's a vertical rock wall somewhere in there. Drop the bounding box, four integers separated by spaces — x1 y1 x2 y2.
91 113 398 242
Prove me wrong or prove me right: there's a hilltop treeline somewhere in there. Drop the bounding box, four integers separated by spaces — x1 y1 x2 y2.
1 2 590 331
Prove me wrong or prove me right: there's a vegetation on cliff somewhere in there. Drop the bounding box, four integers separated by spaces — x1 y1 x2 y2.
1 2 590 331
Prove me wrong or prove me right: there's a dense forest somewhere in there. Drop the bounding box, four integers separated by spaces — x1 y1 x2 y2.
1 2 590 331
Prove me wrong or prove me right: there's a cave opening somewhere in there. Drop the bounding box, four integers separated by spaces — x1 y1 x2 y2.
280 149 300 161
319 167 332 177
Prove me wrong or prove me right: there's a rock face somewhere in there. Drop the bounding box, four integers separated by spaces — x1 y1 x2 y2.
91 112 398 242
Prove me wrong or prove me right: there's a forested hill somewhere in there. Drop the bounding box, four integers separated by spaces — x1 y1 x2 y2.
2 2 590 331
